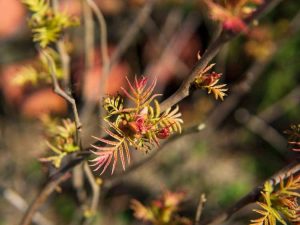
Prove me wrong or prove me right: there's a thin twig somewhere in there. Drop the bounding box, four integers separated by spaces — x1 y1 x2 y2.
85 0 110 72
21 2 285 224
110 0 158 67
85 0 110 92
160 0 284 112
2 187 53 225
234 85 300 155
83 0 95 72
104 122 206 186
19 173 71 225
52 0 71 91
81 0 157 128
42 50 82 132
235 108 287 154
57 40 71 92
200 162 300 225
258 85 300 124
84 0 110 134
205 10 300 130
195 194 207 225
49 0 285 181
72 164 87 204
145 13 200 93
83 162 102 223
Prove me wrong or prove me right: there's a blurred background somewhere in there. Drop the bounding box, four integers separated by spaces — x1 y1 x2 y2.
0 0 299 224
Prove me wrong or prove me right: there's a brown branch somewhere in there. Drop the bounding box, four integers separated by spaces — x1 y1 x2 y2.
19 173 71 225
51 0 284 182
104 122 206 187
81 0 156 131
205 11 300 130
85 0 110 132
2 187 53 225
83 162 102 219
257 85 300 124
52 0 71 91
160 0 283 112
195 194 207 225
86 0 110 72
235 108 287 154
110 0 158 67
83 0 95 72
57 39 71 92
200 161 300 225
42 51 82 132
21 2 284 224
72 164 87 205
234 85 300 155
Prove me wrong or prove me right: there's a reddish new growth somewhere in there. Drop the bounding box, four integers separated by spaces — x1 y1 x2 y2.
131 191 191 225
204 0 264 33
194 56 228 101
285 124 300 152
90 76 183 175
197 71 222 86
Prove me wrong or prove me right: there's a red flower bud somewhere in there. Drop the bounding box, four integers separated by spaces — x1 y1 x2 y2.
201 72 222 86
157 127 170 139
223 18 247 33
135 76 148 91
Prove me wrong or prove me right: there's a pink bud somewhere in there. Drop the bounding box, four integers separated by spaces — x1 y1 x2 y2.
157 127 170 139
135 76 148 90
223 18 247 33
201 72 222 86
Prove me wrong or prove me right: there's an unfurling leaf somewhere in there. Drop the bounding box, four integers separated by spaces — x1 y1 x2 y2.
250 176 300 225
193 62 228 101
40 116 79 168
23 0 79 47
285 124 300 152
131 191 191 225
90 76 183 175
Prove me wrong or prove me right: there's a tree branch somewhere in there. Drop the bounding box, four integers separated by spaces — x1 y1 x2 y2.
21 1 285 224
42 51 82 132
19 173 71 225
200 161 300 225
160 0 284 112
1 187 53 225
195 194 207 225
110 0 158 67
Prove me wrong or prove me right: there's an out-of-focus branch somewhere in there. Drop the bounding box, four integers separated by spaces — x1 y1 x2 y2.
72 164 87 205
205 11 300 130
257 85 300 123
83 0 95 74
57 40 71 91
50 0 285 180
234 85 300 155
104 122 206 187
160 0 284 112
200 162 300 225
21 2 285 224
145 13 200 93
81 0 157 129
85 0 110 131
50 0 284 180
195 194 207 225
1 187 53 225
85 0 110 71
235 108 287 154
110 0 158 67
52 0 71 91
19 173 71 225
82 162 102 223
